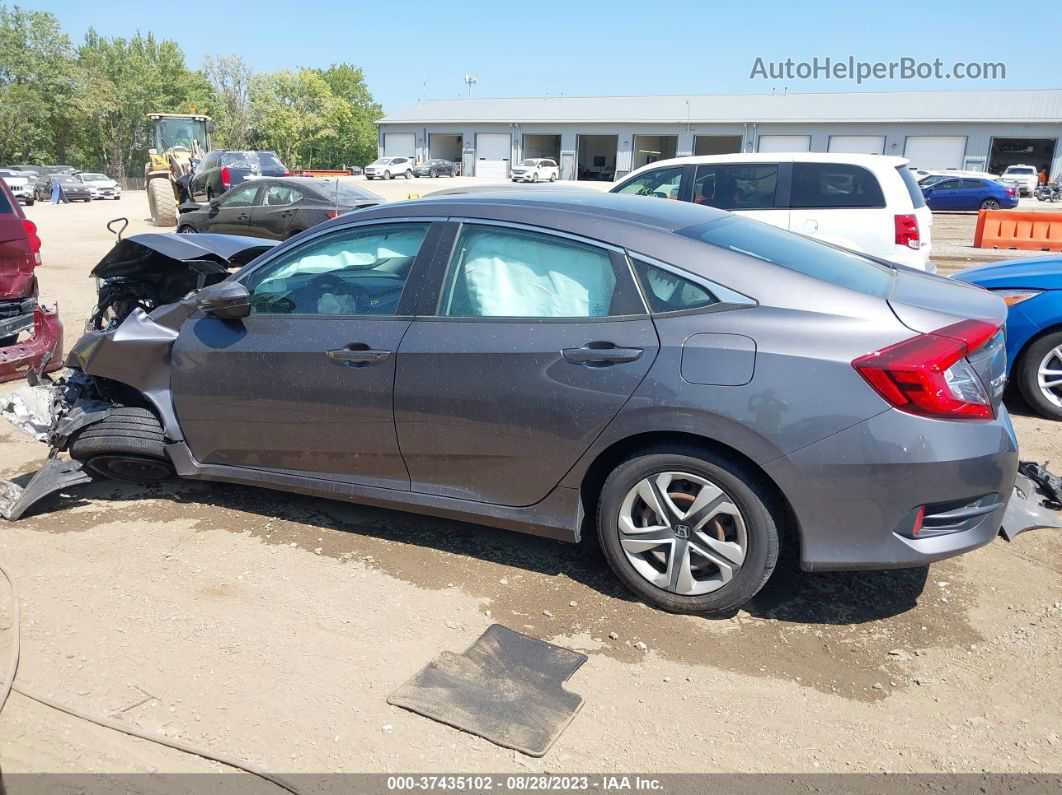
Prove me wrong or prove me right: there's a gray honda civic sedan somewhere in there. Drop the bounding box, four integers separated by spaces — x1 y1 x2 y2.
5 191 1030 613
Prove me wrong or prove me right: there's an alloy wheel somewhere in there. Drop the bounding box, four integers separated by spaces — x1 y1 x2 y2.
617 471 747 595
1038 344 1062 408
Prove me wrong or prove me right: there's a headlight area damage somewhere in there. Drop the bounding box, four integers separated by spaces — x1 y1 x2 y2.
0 231 277 520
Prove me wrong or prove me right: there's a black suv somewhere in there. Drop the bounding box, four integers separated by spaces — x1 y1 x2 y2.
188 150 288 202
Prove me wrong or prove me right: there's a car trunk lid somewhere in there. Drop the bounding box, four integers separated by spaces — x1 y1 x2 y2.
888 268 1008 412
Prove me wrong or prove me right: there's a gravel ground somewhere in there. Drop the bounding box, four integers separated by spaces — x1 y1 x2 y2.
0 189 1058 779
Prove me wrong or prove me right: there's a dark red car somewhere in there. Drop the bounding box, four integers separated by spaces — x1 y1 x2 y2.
0 178 62 382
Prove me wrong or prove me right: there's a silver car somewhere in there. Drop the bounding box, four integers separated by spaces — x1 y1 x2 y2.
3 192 1052 614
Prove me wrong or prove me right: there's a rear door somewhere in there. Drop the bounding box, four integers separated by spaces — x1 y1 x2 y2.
787 161 889 257
394 221 658 507
689 162 789 229
250 183 304 240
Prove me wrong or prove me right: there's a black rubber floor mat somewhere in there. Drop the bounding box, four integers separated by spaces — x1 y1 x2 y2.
388 624 587 757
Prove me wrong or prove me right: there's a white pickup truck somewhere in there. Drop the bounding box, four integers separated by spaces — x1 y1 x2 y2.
999 164 1039 197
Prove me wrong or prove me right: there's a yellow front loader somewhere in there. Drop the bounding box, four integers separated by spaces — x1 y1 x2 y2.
144 113 212 227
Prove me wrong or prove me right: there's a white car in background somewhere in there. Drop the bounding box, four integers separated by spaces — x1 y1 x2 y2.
364 157 414 180
999 164 1039 196
511 158 559 183
613 152 934 271
0 169 33 205
78 172 121 200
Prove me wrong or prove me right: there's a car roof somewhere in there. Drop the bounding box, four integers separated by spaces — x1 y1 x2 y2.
349 189 727 235
622 152 909 181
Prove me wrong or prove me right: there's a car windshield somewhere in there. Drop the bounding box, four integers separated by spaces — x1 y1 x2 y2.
680 215 895 298
81 173 108 181
311 180 384 204
223 151 285 171
372 158 393 165
1006 167 1034 174
58 176 81 184
520 159 541 166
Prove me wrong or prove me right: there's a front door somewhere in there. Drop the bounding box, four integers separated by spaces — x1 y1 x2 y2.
394 222 658 507
171 220 439 489
202 182 261 234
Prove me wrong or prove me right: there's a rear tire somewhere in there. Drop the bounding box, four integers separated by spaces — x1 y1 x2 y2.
596 446 780 614
147 178 177 227
68 406 174 482
177 225 195 234
980 199 1000 210
1016 330 1062 420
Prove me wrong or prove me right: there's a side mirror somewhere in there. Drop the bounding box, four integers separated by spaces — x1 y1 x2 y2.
209 198 220 210
197 281 250 319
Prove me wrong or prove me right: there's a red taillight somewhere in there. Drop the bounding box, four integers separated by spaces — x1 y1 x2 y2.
326 210 340 219
1006 188 1016 196
283 170 292 176
852 319 1000 420
220 166 231 187
22 219 41 265
894 213 920 250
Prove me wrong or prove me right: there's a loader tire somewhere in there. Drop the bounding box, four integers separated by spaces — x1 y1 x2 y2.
68 407 174 482
147 178 177 227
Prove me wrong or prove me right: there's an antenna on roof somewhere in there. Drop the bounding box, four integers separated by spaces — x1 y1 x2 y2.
464 74 477 99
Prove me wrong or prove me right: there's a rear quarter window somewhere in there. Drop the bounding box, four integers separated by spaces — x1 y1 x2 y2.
897 166 927 209
790 163 885 209
679 215 895 299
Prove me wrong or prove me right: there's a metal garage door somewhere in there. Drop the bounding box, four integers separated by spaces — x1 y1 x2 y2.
475 133 511 178
828 135 886 155
758 135 811 153
384 133 415 159
904 136 966 170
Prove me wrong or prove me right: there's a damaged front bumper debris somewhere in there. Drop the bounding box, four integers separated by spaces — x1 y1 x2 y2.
0 375 112 520
1000 464 1062 541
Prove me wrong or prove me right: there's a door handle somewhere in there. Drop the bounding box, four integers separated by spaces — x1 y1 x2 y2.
326 344 392 366
562 343 643 365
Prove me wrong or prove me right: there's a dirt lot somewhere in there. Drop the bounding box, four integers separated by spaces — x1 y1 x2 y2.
0 189 1059 780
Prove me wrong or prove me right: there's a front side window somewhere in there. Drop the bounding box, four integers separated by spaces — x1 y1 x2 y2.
614 166 683 200
439 225 640 318
219 184 259 208
790 163 885 209
693 163 779 211
242 223 429 316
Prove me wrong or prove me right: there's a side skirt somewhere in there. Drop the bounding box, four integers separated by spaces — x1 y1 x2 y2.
165 443 582 543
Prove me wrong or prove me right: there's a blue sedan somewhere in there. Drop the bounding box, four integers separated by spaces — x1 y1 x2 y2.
923 177 1019 211
954 257 1062 419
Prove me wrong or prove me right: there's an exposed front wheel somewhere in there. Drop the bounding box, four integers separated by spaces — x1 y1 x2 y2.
597 447 780 614
1017 331 1062 420
384 170 391 180
405 170 413 179
68 406 174 482
980 199 1000 210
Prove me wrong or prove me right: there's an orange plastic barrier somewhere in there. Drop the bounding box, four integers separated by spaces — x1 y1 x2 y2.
974 209 1062 251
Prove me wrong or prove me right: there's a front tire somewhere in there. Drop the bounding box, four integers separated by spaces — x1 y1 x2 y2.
68 406 174 482
147 178 177 227
980 199 1000 210
596 447 780 614
1017 330 1062 420
384 170 392 180
405 169 413 179
177 225 196 234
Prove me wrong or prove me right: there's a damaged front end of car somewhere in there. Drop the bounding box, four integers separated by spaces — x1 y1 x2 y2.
0 231 277 520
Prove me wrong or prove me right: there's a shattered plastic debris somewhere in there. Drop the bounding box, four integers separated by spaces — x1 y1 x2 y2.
0 384 54 441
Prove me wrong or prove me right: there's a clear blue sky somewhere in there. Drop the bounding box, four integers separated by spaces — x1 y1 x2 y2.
27 0 1062 112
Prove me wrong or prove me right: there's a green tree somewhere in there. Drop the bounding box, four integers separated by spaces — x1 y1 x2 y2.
316 63 382 168
76 29 217 182
205 54 252 149
249 68 346 167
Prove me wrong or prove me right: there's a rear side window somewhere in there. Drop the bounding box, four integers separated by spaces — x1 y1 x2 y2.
439 225 642 318
632 260 717 314
790 163 884 209
693 163 780 211
896 166 927 209
680 216 895 298
960 179 984 190
0 187 11 214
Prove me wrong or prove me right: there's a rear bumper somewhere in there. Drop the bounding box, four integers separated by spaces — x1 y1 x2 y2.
0 306 63 383
764 407 1019 571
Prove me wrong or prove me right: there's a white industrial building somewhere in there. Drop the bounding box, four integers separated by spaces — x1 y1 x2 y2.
376 88 1062 181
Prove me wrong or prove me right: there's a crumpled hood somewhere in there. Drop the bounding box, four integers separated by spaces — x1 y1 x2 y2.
952 256 1062 291
90 233 278 280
